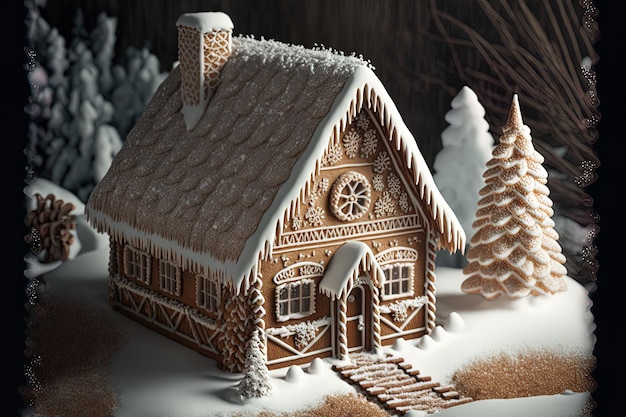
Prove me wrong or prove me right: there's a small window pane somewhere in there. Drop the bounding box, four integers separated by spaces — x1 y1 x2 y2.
291 285 300 298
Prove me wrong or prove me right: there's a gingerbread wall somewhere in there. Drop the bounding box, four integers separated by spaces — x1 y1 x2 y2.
260 107 435 368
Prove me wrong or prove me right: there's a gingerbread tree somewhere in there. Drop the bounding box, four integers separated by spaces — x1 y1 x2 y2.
461 94 568 300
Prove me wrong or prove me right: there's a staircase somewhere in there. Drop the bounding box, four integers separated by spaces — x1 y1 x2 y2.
333 352 472 415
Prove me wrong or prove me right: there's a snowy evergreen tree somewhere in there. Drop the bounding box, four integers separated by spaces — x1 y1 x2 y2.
90 12 117 94
433 86 494 268
24 4 167 201
461 95 568 300
24 0 57 178
43 11 122 202
110 46 168 138
238 330 272 398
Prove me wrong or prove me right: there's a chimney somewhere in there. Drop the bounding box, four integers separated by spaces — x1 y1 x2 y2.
176 12 234 130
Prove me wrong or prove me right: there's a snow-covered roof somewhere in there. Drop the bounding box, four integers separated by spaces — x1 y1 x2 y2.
319 242 385 299
85 34 465 293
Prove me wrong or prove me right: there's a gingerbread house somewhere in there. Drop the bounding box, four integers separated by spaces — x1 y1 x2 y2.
85 11 465 372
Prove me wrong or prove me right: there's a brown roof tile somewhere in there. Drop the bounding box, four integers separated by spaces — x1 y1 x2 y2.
87 37 363 264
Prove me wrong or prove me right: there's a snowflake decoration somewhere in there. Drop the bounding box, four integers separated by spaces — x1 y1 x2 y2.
387 173 402 197
322 144 343 166
308 191 318 206
293 322 319 350
318 178 329 193
356 112 370 130
373 151 391 173
398 192 411 213
374 191 396 218
360 129 378 158
387 302 409 322
342 129 361 158
372 174 384 191
305 206 325 227
382 298 425 322
291 216 302 230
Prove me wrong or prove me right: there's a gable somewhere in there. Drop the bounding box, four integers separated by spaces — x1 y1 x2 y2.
276 107 426 248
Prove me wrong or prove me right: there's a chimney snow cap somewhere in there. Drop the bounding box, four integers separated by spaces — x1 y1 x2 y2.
175 11 234 33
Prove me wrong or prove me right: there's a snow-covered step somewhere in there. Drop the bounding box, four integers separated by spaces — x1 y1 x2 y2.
374 376 420 390
441 390 461 400
433 385 453 394
385 380 440 394
333 351 473 415
365 386 387 396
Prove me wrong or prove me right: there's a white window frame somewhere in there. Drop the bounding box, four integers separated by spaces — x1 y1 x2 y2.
124 246 151 284
159 259 181 296
196 274 220 314
381 263 414 300
276 279 315 322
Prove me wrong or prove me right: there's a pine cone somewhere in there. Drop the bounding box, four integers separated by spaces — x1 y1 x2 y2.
24 193 77 262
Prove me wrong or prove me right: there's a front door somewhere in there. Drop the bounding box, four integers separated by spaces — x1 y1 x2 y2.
345 281 371 352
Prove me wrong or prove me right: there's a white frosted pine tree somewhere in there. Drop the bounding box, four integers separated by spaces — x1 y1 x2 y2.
238 329 272 398
44 10 122 202
433 86 494 267
110 46 168 138
25 5 167 201
90 12 118 94
461 94 568 300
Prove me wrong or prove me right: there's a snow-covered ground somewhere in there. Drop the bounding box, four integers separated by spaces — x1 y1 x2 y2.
21 179 595 417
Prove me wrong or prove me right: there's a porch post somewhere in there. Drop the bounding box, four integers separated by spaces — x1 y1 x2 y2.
338 291 349 361
371 284 382 354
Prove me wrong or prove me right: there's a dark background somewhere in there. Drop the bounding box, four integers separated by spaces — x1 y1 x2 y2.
8 0 623 416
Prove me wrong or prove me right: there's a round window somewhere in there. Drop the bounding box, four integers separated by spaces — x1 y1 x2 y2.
330 172 371 221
